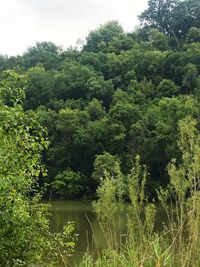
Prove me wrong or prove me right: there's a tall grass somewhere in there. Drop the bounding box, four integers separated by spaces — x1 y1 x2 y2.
78 117 200 267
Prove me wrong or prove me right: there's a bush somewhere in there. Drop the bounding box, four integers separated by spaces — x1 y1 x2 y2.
52 168 85 198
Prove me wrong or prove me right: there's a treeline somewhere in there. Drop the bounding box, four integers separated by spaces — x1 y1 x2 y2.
1 0 200 198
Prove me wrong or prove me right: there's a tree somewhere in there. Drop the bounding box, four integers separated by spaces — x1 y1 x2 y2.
109 94 141 129
86 76 114 107
0 72 49 265
139 0 200 47
92 152 123 184
182 63 198 93
149 28 169 51
22 41 61 70
139 0 178 35
86 98 106 121
143 96 200 184
84 21 124 53
157 78 179 97
52 168 85 199
172 0 200 39
0 71 76 266
186 27 200 43
53 61 95 100
25 67 54 109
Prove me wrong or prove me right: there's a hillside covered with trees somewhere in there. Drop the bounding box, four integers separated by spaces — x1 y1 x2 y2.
1 0 200 199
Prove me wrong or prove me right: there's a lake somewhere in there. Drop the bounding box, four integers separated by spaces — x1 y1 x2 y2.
49 200 127 266
49 200 166 266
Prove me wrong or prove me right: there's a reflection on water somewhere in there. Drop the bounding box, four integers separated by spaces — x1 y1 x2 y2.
49 200 127 266
49 200 165 266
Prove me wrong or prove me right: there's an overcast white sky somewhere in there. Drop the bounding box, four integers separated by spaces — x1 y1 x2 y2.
0 0 148 56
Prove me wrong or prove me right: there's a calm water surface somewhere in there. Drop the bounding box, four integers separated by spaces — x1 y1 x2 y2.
49 200 125 266
49 200 163 266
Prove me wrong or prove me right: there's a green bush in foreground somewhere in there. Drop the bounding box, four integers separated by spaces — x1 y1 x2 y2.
0 71 77 267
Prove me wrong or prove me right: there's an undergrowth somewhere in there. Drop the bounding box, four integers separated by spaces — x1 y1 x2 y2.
77 117 200 267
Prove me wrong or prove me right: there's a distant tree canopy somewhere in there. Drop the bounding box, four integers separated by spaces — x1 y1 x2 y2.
139 0 200 40
22 41 62 70
83 21 125 53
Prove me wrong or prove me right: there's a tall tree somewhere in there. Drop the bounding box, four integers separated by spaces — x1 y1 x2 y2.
84 21 125 53
139 0 200 47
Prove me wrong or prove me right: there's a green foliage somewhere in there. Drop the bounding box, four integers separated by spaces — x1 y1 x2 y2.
141 96 200 185
53 61 95 100
182 63 198 93
0 71 76 266
127 155 156 265
157 116 200 266
86 99 106 121
84 21 124 53
25 66 54 109
0 0 200 198
22 41 61 70
78 118 200 267
45 222 78 266
94 172 121 224
52 168 85 199
0 70 26 106
93 170 124 249
0 72 49 266
186 27 200 43
0 1 200 265
109 97 141 129
139 0 200 43
92 152 123 184
86 76 114 106
157 79 179 97
149 28 169 51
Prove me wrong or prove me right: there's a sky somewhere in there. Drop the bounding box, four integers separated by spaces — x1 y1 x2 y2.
0 0 148 56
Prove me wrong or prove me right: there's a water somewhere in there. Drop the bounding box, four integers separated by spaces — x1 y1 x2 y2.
49 200 109 266
48 200 164 266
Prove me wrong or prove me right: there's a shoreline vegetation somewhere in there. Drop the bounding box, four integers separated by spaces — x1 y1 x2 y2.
78 117 200 267
0 0 200 266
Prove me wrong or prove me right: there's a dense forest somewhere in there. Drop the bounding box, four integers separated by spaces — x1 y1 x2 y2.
1 0 200 199
1 0 200 266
